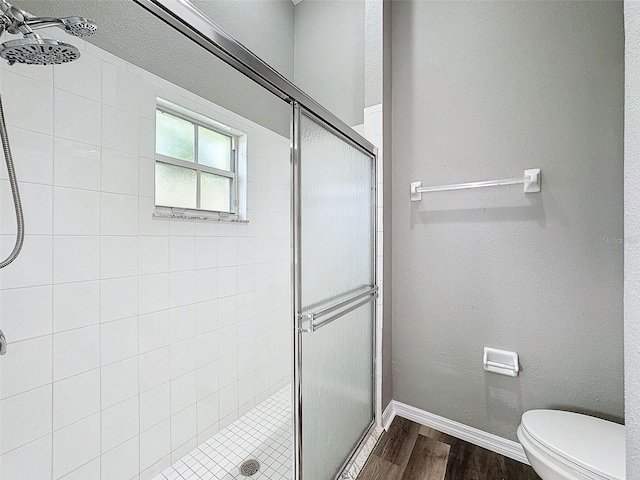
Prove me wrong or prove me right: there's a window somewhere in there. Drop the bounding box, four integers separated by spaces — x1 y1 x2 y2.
155 107 238 216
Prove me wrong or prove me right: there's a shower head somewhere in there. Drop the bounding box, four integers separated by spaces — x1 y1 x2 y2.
0 0 97 64
0 1 97 65
0 37 79 65
58 17 98 37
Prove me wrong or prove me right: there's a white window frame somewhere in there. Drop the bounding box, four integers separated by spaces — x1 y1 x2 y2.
154 101 245 221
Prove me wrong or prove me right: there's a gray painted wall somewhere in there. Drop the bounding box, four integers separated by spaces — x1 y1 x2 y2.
294 0 365 127
391 1 624 441
192 0 295 81
625 1 640 476
365 0 383 108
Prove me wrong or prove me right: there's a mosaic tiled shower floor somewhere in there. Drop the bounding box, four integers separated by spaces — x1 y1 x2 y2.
154 386 292 480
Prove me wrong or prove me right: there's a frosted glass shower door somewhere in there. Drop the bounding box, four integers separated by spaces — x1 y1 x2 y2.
293 106 377 480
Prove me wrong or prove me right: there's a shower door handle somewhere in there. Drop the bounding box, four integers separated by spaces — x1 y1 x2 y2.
298 286 378 333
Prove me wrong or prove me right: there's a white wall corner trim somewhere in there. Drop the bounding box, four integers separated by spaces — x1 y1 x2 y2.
382 401 529 466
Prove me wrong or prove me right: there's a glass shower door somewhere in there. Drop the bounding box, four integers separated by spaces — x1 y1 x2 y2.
293 105 377 480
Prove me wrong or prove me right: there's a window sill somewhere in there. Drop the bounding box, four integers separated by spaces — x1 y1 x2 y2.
153 210 248 223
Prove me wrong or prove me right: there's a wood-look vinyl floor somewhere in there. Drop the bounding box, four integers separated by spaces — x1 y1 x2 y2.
357 417 541 480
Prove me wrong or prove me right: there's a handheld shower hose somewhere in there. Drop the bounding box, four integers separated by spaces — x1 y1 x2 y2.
0 92 23 269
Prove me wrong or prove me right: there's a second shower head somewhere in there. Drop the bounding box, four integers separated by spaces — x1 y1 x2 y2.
24 15 98 38
58 16 98 38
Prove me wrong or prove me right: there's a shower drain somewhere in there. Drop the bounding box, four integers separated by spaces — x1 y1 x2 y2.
240 459 261 476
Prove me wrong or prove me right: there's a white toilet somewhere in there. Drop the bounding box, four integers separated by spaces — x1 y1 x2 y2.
517 410 625 480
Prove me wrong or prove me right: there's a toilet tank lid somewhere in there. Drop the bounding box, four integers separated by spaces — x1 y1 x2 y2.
521 410 625 480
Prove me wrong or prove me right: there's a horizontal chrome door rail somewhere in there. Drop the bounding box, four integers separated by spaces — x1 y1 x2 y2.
299 287 378 333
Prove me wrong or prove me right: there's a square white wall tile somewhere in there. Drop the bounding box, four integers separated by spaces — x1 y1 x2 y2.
196 361 218 401
169 236 195 272
1 285 52 342
195 268 217 303
101 356 138 409
195 299 218 335
53 369 100 431
138 155 155 198
170 405 196 451
53 281 99 333
169 271 195 307
1 126 53 185
140 383 170 432
101 395 139 452
139 116 156 162
1 181 52 235
1 385 52 455
101 316 138 366
169 338 195 379
53 187 100 236
101 436 139 480
101 235 138 279
195 330 218 368
217 267 237 298
53 137 101 191
54 51 101 102
53 325 100 382
0 434 52 480
102 62 140 116
140 420 170 472
53 236 100 284
1 235 53 289
52 413 100 479
100 276 137 322
196 392 219 434
0 335 52 399
101 149 139 195
54 88 101 146
195 236 217 269
1 70 53 135
169 304 195 343
102 105 139 156
138 236 169 275
58 458 100 480
100 193 138 236
139 347 170 393
138 273 170 315
139 310 170 354
170 372 196 414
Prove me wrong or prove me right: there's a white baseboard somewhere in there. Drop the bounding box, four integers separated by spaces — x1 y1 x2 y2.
381 400 529 465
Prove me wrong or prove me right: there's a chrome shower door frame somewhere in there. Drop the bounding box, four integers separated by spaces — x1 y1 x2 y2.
130 2 380 479
292 103 378 480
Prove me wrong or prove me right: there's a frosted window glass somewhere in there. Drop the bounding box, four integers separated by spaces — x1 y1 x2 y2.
155 162 197 209
156 110 195 162
198 126 232 171
301 303 374 480
300 113 375 313
201 172 231 212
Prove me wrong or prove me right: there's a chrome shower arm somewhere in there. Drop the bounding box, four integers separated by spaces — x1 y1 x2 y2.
21 16 66 30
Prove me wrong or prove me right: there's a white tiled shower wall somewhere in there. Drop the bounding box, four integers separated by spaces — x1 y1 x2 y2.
0 33 292 480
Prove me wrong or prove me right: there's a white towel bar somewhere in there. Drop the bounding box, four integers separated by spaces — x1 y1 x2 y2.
410 168 541 202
